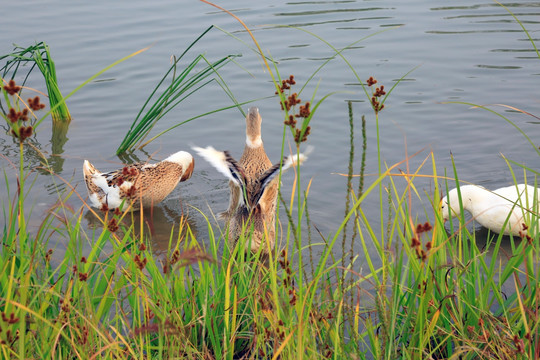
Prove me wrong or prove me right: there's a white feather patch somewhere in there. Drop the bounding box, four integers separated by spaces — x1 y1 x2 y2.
89 193 103 209
105 189 124 209
92 175 110 191
246 135 262 148
282 145 313 171
192 146 239 184
90 174 124 209
164 151 193 168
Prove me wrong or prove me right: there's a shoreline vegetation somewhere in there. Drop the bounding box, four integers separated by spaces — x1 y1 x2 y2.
1 2 540 359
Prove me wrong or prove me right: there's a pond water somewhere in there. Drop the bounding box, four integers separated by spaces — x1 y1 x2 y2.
1 1 540 269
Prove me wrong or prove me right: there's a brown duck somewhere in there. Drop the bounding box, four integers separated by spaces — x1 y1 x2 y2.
193 107 309 253
83 151 194 211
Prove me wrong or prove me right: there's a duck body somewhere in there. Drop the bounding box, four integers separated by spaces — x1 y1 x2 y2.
225 108 278 242
230 141 278 252
83 151 194 211
441 184 540 236
193 107 308 253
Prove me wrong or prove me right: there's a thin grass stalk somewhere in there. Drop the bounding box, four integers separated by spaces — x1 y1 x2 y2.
349 115 366 300
444 101 540 160
279 192 298 244
494 0 540 59
293 150 307 358
304 190 315 279
342 101 355 284
199 0 281 94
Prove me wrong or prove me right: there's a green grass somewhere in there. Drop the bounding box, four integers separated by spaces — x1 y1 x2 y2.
2 107 539 359
116 26 247 155
0 42 71 124
1 2 540 359
1 41 149 147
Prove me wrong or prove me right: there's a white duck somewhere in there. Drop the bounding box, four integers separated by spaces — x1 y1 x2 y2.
441 184 540 236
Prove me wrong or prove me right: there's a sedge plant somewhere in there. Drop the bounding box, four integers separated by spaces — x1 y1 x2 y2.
0 42 71 124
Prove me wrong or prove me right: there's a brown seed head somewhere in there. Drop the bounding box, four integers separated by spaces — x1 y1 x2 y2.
374 85 386 97
28 96 46 111
287 93 301 106
8 108 18 123
297 102 311 118
366 76 377 87
288 75 296 85
20 126 33 140
107 218 119 232
4 80 21 96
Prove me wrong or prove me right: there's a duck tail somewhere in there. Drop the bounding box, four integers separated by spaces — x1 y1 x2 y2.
83 160 98 177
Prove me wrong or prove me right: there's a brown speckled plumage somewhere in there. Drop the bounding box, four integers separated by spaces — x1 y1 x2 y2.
193 108 309 255
83 151 194 211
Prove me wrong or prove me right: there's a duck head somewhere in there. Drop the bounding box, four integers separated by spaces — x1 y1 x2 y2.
440 185 478 221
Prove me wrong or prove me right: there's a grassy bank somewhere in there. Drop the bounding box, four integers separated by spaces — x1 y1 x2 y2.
1 102 539 359
1 3 539 359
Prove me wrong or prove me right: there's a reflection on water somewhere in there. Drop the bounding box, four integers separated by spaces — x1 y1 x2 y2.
83 201 197 258
49 121 70 173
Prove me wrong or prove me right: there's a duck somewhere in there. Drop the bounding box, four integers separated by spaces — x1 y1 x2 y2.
192 107 309 253
441 184 540 236
221 107 276 221
83 151 194 211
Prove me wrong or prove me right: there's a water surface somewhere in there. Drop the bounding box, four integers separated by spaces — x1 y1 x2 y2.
1 0 539 268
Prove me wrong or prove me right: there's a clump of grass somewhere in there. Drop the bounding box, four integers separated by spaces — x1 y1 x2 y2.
0 42 71 124
116 26 241 155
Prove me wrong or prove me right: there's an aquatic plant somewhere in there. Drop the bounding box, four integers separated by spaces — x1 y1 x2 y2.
116 26 241 155
0 42 71 124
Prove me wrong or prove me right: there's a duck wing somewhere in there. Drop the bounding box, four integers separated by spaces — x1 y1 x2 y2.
251 150 310 208
100 163 143 186
83 160 146 208
192 146 249 207
494 184 539 209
